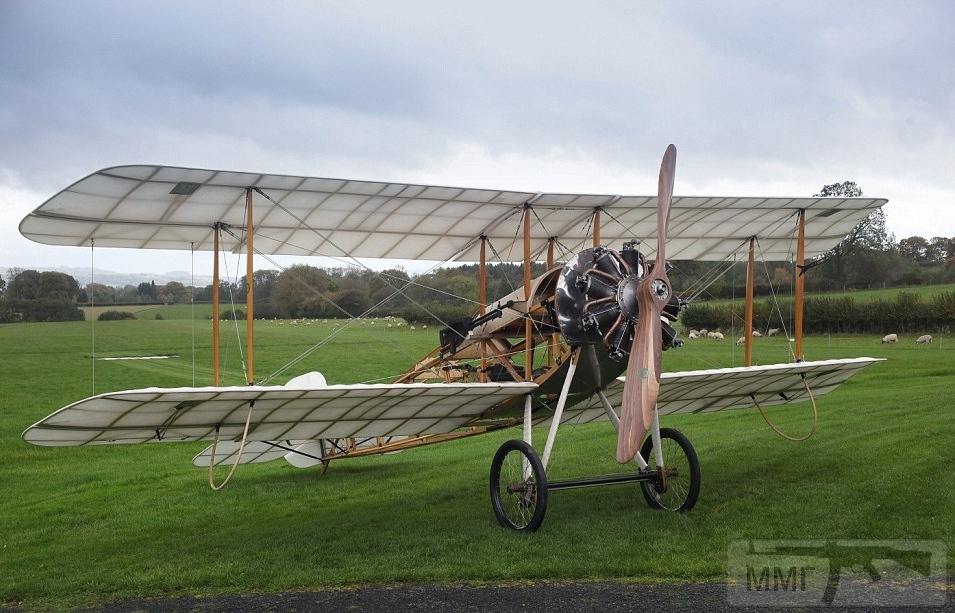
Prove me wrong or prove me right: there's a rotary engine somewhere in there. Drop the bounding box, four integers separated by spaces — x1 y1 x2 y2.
555 242 684 360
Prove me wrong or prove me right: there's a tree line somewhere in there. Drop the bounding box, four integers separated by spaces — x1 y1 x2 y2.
3 181 954 325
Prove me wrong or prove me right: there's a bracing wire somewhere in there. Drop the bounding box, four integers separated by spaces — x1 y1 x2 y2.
754 237 797 362
251 188 477 324
258 241 475 384
220 246 247 383
90 239 95 395
190 242 196 387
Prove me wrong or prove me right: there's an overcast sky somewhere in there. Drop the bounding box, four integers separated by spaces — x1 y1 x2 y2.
1 0 953 279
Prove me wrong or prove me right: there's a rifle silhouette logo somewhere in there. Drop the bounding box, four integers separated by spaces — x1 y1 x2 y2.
729 539 945 607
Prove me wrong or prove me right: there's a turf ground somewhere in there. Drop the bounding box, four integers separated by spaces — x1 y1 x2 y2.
1 316 953 609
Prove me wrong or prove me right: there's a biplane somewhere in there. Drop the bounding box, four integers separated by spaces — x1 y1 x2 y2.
19 146 885 531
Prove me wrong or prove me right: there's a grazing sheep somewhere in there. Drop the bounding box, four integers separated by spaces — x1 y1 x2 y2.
699 329 708 335
707 331 724 340
881 333 898 344
410 326 416 331
422 325 428 330
387 323 393 328
767 328 780 337
688 329 699 336
752 330 762 338
736 336 745 346
687 331 700 339
916 334 933 344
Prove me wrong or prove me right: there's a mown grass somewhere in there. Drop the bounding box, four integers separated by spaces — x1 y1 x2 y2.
1 318 953 609
81 303 214 321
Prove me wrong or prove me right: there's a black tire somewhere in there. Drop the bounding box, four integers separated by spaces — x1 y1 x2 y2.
489 439 548 532
639 427 700 512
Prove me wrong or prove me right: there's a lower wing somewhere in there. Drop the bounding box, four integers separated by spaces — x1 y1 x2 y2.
547 357 883 425
22 382 537 448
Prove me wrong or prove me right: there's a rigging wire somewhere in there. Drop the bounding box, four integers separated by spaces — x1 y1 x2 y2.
754 237 797 362
220 243 247 383
245 228 481 306
258 243 475 384
190 242 196 387
90 239 95 395
251 188 473 336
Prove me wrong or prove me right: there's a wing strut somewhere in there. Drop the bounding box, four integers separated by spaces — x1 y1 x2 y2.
245 188 255 384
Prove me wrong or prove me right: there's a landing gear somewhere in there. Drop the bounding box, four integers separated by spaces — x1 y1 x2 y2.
489 439 548 532
489 355 700 532
639 427 700 512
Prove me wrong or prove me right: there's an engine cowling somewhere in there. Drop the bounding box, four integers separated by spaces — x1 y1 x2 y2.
555 242 683 360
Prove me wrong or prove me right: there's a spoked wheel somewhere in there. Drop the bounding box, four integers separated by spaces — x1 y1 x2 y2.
639 427 700 512
489 439 548 532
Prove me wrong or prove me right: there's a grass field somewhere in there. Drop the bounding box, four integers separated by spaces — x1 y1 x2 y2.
700 282 955 307
81 303 214 321
1 317 953 609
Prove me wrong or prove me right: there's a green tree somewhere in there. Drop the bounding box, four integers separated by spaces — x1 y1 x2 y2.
7 270 42 299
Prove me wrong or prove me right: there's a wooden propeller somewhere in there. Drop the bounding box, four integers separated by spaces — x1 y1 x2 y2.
616 144 676 463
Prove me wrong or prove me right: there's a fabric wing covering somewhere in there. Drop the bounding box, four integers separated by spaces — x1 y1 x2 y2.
19 165 886 262
22 382 537 447
545 358 883 425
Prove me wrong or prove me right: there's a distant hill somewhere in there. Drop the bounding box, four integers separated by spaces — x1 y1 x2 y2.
0 266 213 288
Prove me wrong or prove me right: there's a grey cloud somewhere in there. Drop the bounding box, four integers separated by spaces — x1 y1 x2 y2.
0 0 953 245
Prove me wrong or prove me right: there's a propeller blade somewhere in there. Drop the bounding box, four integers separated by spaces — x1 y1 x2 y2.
616 144 676 463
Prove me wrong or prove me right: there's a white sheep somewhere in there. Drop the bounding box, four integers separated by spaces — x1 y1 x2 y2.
708 331 724 340
752 330 762 338
767 328 780 337
410 326 416 331
881 333 898 344
687 331 700 339
736 336 745 346
916 334 933 344
387 323 393 329
699 329 709 335
688 329 699 336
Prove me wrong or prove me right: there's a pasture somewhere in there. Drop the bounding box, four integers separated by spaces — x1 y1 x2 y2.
702 281 955 307
1 315 953 609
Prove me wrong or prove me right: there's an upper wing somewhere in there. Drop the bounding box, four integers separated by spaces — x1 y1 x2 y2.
19 164 885 261
549 358 883 425
22 382 536 447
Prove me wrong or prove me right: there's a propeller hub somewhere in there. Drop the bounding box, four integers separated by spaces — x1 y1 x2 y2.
650 278 670 301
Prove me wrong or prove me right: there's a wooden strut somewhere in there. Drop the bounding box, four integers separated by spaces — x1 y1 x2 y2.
479 235 488 382
523 205 533 382
547 237 556 368
794 210 806 361
744 236 755 367
593 208 601 248
245 189 255 384
212 224 221 386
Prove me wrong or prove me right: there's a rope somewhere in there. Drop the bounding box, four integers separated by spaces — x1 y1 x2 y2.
751 377 817 441
207 401 255 490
